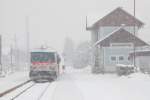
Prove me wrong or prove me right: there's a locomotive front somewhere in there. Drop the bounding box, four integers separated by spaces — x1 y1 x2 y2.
29 51 60 82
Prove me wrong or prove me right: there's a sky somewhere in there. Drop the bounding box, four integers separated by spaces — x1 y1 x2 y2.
0 0 150 53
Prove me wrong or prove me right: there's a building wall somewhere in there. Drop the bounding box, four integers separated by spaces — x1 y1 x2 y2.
102 46 133 72
91 26 139 73
91 26 139 72
136 56 150 73
97 26 139 72
91 30 97 65
91 29 101 72
91 29 99 44
98 26 138 40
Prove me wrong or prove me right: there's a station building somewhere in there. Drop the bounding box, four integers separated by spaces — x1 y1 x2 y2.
87 7 149 73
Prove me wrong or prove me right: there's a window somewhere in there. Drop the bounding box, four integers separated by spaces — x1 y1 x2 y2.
119 56 124 61
128 56 131 61
111 56 116 61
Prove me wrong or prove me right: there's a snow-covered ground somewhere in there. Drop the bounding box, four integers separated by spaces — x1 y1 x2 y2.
0 71 29 94
1 67 150 100
56 67 150 100
71 67 150 100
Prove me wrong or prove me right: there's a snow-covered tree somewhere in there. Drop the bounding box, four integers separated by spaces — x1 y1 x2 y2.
73 41 92 69
63 37 75 66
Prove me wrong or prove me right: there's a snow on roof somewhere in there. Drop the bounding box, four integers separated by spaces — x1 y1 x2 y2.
31 47 57 52
94 26 149 47
87 7 144 29
94 26 123 46
129 49 150 55
116 64 134 68
135 49 150 52
31 50 56 53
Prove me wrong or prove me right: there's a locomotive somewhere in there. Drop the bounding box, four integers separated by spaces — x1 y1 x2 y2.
29 48 64 82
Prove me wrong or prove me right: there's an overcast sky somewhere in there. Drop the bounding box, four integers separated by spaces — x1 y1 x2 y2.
0 0 150 53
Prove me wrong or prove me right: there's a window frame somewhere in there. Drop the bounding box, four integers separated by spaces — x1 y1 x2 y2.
110 56 116 61
119 56 124 61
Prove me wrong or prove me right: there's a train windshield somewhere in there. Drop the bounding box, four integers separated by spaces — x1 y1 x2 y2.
31 52 55 62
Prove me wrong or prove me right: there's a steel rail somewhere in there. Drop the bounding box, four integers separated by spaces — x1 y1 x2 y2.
10 83 36 100
0 80 31 97
36 83 51 100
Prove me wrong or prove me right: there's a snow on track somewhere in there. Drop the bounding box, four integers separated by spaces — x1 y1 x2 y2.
40 76 84 100
1 67 150 100
39 82 58 100
0 82 34 100
0 82 52 100
0 71 29 94
12 82 50 100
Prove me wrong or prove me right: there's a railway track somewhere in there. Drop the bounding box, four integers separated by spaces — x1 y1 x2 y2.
8 82 51 100
10 83 36 100
36 83 51 100
0 80 31 97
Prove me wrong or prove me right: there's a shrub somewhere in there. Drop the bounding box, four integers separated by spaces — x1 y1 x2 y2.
116 64 135 76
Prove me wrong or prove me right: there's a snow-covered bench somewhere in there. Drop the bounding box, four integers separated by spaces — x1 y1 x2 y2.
116 64 135 76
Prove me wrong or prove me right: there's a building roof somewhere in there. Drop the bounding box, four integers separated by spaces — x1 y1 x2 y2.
94 27 149 47
87 7 144 30
31 46 57 52
129 50 150 57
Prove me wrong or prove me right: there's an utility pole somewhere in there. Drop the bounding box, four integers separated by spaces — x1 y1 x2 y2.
14 34 19 70
10 44 13 72
0 35 2 74
26 16 30 71
133 0 136 68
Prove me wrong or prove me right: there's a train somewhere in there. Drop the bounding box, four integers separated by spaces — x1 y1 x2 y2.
29 48 65 82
